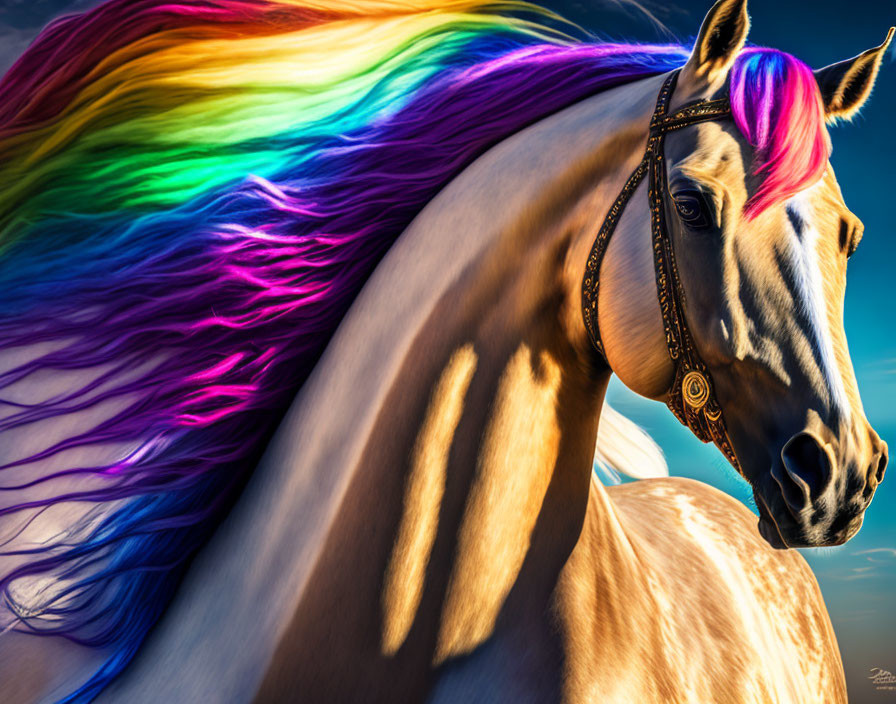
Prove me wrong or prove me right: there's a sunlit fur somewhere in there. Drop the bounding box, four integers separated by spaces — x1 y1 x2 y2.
0 1 834 700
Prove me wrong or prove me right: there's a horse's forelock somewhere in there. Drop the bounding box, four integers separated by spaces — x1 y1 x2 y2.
730 48 830 220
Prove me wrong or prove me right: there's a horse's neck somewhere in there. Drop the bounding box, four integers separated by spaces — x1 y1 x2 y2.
97 74 666 702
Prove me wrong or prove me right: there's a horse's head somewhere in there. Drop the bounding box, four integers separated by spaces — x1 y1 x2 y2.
594 0 890 548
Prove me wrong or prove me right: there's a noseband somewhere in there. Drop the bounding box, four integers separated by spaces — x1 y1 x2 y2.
581 69 741 472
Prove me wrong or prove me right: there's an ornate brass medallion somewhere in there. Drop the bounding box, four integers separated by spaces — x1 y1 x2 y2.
682 370 710 410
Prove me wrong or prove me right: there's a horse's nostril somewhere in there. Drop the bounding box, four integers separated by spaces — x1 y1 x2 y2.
874 447 888 484
781 432 832 500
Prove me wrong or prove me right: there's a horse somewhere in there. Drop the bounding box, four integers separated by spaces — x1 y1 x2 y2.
0 0 890 701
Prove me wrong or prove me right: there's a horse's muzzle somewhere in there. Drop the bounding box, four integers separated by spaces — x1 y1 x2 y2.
753 433 887 548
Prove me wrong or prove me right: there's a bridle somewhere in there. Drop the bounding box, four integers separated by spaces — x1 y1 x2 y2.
581 69 742 473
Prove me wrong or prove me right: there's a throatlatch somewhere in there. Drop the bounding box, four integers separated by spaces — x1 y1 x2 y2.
581 70 741 473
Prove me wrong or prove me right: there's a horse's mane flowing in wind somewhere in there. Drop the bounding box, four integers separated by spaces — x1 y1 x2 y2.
0 1 827 700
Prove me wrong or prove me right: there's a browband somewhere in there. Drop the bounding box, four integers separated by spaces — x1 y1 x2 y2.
581 69 742 473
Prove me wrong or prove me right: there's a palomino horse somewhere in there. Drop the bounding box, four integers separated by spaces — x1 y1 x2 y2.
0 0 890 701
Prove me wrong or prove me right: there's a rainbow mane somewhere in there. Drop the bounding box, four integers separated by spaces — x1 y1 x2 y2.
0 1 827 701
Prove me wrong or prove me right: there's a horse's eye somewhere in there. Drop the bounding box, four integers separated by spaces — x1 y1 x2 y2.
672 189 713 230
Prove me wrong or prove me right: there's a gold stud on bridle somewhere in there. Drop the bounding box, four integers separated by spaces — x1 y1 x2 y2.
682 370 711 411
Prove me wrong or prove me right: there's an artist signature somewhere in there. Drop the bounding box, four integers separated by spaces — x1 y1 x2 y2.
869 667 896 691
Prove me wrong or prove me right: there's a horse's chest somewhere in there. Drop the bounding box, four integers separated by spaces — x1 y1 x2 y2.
546 479 845 703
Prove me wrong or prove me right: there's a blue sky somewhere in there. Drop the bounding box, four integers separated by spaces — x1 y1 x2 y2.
1 0 893 701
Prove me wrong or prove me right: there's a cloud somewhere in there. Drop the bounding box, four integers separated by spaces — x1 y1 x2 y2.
815 546 896 582
841 569 878 581
856 548 896 562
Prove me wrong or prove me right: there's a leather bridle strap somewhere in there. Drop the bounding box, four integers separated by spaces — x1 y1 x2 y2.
581 69 742 472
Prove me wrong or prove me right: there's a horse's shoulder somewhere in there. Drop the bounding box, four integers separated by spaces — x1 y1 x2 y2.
601 477 837 661
556 477 846 703
607 476 811 573
608 474 751 514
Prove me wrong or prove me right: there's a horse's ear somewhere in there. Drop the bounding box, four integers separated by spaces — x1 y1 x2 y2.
681 0 750 86
814 28 894 122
